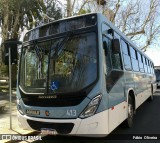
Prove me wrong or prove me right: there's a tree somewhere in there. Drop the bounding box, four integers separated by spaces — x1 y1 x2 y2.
0 0 62 86
43 0 62 22
0 0 46 87
63 0 93 17
64 0 160 52
35 0 62 25
110 0 160 52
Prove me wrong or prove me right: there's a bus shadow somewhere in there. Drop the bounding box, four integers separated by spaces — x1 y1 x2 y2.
155 90 160 93
32 135 119 143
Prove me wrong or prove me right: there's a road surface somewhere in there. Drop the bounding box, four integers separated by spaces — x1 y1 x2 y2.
29 90 160 143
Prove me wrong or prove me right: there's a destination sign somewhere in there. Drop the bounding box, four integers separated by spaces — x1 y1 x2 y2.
24 14 97 42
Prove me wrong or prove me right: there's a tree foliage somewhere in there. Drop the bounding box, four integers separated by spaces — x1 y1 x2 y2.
0 0 46 40
0 0 62 85
44 0 62 21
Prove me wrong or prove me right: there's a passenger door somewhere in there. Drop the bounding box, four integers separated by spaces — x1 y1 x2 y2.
102 25 126 133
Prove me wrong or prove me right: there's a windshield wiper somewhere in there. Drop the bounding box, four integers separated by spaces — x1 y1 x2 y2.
52 32 73 59
35 45 43 61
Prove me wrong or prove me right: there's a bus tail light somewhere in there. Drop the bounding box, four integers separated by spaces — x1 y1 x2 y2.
79 94 102 118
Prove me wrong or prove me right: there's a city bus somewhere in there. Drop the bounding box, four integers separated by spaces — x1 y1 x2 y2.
154 66 160 88
17 13 156 137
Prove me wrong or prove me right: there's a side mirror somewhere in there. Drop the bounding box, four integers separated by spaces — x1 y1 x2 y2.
103 41 108 56
112 39 120 54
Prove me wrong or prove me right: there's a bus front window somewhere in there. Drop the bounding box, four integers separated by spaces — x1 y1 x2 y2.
19 41 52 93
19 32 97 94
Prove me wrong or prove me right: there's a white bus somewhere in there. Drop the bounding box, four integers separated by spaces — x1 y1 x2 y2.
17 13 156 137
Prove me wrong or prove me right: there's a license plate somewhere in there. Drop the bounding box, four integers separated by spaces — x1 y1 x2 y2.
26 109 40 115
41 128 58 135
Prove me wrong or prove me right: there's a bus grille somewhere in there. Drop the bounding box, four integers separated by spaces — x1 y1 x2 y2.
27 120 74 134
22 95 86 107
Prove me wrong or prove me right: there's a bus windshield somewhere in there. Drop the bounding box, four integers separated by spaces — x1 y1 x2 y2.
19 32 97 94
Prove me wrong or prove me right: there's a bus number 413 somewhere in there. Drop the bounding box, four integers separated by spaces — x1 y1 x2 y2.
66 109 77 117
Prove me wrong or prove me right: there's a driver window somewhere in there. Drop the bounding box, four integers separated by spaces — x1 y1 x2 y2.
103 36 122 72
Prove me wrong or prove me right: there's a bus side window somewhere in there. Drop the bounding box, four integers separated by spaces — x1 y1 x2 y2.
138 52 144 72
103 36 122 73
121 39 132 70
111 38 122 70
103 36 112 74
130 46 139 72
142 56 147 73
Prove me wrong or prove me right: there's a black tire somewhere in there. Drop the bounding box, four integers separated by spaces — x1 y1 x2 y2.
148 88 153 101
122 96 134 128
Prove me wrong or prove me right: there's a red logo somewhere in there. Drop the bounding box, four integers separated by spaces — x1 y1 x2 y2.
45 111 50 116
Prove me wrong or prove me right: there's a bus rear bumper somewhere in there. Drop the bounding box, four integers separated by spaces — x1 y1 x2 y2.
17 110 108 137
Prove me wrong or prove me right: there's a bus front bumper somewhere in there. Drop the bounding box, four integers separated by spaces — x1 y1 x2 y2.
17 110 108 137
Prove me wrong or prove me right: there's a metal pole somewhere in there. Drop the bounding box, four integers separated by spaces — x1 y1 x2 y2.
9 47 12 130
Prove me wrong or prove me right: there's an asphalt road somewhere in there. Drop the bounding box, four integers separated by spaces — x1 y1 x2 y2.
32 90 160 143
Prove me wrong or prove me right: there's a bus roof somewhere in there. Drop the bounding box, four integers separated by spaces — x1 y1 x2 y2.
24 13 153 63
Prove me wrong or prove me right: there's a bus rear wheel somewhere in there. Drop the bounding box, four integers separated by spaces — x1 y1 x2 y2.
123 96 134 128
148 87 153 101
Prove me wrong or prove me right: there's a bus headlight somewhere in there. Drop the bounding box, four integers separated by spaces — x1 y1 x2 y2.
79 94 102 118
17 98 24 115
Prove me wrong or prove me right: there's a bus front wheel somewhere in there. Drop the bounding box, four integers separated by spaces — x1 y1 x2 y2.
123 96 134 128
